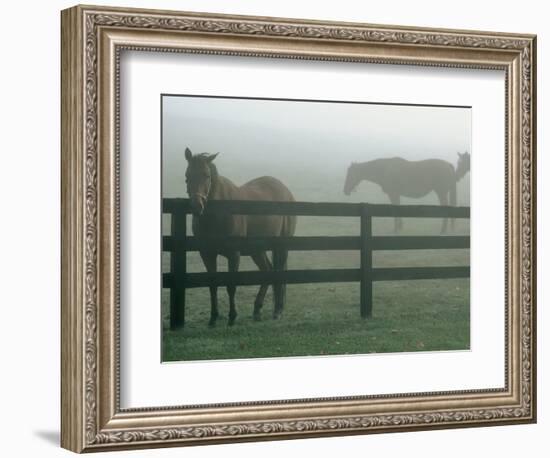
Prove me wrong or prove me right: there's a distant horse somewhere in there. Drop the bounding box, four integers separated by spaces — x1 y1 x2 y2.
184 147 296 326
343 152 470 233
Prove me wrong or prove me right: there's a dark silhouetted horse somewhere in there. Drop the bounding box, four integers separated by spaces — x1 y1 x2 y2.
344 152 470 233
184 148 296 326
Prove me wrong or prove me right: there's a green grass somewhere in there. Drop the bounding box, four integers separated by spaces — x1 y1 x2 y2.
162 278 469 361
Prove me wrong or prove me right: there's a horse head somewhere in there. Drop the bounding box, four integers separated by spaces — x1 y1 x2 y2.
343 162 360 196
456 151 470 181
184 147 219 216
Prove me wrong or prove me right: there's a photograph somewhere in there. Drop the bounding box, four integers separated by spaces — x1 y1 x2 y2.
161 95 471 362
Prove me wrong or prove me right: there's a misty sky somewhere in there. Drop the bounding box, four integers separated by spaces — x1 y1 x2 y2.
162 95 471 202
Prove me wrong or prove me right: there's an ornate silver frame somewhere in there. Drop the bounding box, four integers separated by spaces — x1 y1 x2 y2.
61 4 536 453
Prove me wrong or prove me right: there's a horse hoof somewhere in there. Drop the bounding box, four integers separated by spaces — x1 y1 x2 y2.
208 320 217 328
272 312 281 320
253 311 262 321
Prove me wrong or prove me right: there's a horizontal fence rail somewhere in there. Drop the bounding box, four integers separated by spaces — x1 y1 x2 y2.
162 198 470 328
163 198 470 218
163 266 470 289
163 235 470 252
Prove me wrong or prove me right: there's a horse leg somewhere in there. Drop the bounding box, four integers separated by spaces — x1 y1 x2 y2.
226 251 240 326
436 191 449 234
250 251 272 321
272 249 288 319
388 193 402 232
200 251 219 327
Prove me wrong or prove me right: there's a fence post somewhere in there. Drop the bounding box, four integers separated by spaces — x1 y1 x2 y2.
272 246 283 318
170 210 187 329
360 204 373 318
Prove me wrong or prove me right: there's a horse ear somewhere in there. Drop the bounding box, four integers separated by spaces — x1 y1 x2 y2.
185 147 193 161
457 152 462 158
207 153 219 163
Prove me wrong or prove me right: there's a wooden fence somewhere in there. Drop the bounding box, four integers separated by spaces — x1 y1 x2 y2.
162 199 470 329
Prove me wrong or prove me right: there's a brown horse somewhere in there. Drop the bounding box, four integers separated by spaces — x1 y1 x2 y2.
344 152 470 233
184 147 296 326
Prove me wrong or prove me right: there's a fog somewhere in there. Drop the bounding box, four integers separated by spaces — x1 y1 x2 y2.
162 95 471 205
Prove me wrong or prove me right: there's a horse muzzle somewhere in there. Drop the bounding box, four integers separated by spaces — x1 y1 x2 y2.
190 194 206 216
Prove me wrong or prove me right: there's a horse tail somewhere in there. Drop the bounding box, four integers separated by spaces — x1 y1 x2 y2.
284 214 297 237
273 212 295 317
272 247 288 317
450 179 457 230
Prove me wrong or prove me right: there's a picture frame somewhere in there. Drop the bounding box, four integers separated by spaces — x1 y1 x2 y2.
61 4 536 453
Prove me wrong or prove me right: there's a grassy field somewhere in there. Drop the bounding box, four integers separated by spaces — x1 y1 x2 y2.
161 214 470 362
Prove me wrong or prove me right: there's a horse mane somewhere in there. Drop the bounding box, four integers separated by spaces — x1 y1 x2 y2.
196 153 220 196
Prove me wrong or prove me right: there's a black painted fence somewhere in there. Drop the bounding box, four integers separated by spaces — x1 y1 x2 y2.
163 199 470 329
